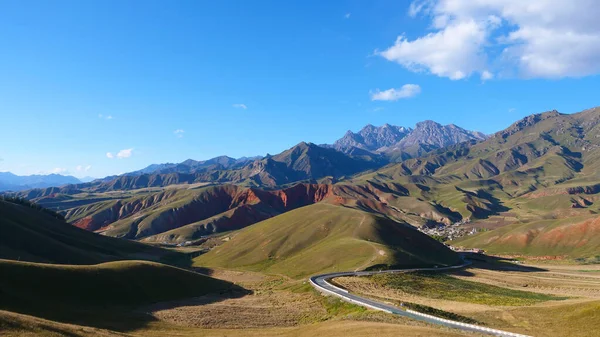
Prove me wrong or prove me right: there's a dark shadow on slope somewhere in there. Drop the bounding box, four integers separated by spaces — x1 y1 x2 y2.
191 266 215 276
456 253 548 273
0 278 250 333
456 187 510 219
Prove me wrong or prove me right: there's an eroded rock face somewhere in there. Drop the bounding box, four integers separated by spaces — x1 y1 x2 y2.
68 184 335 239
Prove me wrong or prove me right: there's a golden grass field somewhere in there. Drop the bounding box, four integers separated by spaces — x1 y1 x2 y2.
3 258 600 336
335 261 600 337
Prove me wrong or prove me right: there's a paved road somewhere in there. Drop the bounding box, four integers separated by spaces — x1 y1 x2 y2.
309 263 531 337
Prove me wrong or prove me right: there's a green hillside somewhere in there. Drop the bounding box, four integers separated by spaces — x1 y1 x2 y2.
0 259 239 327
0 199 178 264
0 198 242 328
194 203 461 278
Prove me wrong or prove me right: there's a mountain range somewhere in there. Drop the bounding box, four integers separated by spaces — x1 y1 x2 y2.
3 120 486 194
0 172 82 192
8 106 600 261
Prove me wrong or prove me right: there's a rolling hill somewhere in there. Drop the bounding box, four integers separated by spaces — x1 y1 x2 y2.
20 179 502 245
194 203 461 278
0 198 179 264
0 197 242 326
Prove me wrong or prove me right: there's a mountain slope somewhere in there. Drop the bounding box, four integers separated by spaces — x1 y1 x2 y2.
352 107 600 258
126 155 259 176
9 142 381 195
452 215 600 258
0 198 176 264
0 197 241 328
194 203 461 278
88 183 333 241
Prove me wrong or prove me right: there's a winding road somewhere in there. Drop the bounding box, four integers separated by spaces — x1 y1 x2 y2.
309 263 531 337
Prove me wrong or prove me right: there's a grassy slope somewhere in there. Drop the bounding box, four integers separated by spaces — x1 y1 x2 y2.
0 259 239 328
0 259 233 308
195 203 460 278
0 199 244 328
0 200 176 264
453 215 600 257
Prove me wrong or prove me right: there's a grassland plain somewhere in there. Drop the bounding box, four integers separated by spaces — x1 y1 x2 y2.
193 203 461 278
366 271 563 306
335 260 600 337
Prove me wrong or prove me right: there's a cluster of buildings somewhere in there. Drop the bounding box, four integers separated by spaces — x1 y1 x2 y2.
417 219 479 242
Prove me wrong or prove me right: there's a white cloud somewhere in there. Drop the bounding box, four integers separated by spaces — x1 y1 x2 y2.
174 129 185 138
107 149 133 159
232 104 247 109
378 19 489 80
370 84 422 101
372 107 385 112
345 13 351 19
481 70 493 81
116 148 133 159
380 0 600 79
50 168 68 174
508 108 516 112
98 114 114 120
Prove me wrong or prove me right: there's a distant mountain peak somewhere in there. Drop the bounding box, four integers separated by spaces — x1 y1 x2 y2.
331 120 486 160
415 120 442 128
334 123 411 153
0 172 81 192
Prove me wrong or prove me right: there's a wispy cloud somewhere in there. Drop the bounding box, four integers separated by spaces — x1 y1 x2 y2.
232 104 247 109
372 107 385 112
174 129 185 138
106 152 114 159
508 108 516 113
345 13 351 19
370 84 421 101
76 165 92 172
98 114 114 120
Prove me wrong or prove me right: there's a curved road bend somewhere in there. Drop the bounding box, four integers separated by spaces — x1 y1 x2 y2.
309 263 531 337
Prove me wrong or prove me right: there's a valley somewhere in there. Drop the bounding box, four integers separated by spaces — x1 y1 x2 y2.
4 108 600 336
3 1 600 335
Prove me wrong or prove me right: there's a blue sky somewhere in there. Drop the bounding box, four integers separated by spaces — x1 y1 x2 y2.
1 0 599 178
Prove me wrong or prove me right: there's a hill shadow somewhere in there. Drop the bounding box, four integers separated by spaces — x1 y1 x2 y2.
2 284 251 333
449 253 548 277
